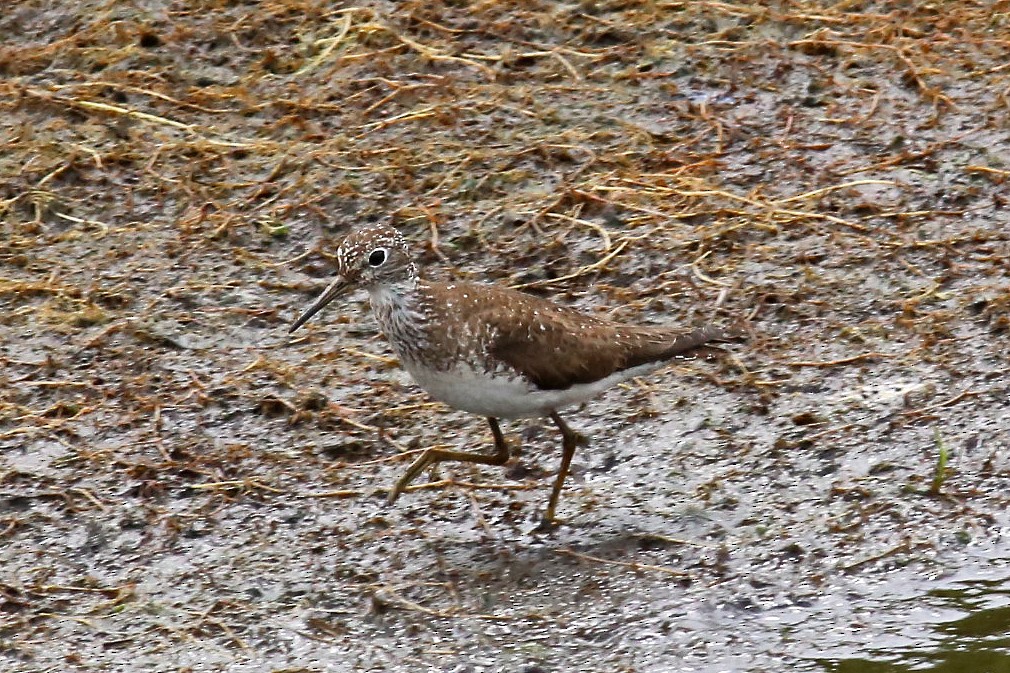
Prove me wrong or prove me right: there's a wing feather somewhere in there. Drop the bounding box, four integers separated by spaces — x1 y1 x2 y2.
421 281 732 391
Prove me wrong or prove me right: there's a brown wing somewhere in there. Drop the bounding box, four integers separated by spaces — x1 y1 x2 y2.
440 282 730 391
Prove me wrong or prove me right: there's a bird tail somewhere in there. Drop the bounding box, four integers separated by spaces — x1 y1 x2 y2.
661 323 742 359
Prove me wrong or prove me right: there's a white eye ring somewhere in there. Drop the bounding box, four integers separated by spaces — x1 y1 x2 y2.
367 248 387 267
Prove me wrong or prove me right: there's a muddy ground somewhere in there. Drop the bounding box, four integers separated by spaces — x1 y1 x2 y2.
2 1 1009 671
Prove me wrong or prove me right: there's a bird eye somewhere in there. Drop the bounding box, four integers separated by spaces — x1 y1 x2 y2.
367 248 387 267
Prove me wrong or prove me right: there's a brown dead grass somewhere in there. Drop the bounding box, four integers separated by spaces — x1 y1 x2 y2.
1 1 1009 669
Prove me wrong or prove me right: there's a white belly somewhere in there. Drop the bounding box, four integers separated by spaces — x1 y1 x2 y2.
403 361 664 419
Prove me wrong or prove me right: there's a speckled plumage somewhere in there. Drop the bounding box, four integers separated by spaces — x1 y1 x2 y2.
290 223 733 525
370 278 727 419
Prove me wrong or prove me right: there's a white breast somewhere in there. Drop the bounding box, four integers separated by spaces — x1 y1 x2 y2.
403 360 666 419
404 363 539 418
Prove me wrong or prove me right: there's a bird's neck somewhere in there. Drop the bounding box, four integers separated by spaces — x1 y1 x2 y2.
367 276 429 359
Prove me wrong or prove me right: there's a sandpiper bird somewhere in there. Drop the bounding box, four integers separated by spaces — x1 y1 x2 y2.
290 223 734 525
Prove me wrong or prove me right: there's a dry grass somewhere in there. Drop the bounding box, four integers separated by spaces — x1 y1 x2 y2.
1 1 1009 670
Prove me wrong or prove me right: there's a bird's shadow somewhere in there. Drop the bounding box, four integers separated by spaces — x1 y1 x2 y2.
399 503 712 590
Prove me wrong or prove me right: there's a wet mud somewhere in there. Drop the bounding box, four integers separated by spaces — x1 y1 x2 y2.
2 1 1009 671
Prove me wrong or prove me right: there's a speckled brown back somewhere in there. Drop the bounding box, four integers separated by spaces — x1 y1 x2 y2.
414 279 729 391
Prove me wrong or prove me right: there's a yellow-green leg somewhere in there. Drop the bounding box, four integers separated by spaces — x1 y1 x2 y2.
542 411 587 526
387 417 510 504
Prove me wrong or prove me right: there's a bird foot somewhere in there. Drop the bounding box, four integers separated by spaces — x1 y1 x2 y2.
387 450 436 505
531 515 564 534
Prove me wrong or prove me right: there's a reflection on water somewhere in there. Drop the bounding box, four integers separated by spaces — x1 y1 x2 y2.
818 570 1010 673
